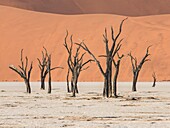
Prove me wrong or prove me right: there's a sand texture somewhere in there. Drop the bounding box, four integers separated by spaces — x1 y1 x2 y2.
0 6 170 81
0 82 170 127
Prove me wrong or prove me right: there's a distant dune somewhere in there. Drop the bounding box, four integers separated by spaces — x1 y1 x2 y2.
0 5 170 82
0 0 170 16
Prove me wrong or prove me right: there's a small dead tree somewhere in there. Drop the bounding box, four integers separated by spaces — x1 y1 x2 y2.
152 72 156 87
128 46 151 91
112 53 124 97
37 47 48 90
76 18 127 97
9 49 33 93
64 31 94 97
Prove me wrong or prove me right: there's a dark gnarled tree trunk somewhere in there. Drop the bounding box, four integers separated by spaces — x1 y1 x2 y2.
113 53 124 97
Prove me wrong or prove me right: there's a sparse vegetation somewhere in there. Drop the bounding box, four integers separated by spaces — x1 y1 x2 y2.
76 18 127 97
38 47 63 93
7 19 154 97
64 31 94 97
128 46 151 91
9 49 33 93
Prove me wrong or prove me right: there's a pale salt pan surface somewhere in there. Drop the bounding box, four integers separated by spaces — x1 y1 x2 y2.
0 82 170 128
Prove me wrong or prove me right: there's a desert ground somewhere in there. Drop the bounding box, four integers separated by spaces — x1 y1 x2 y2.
0 82 170 128
0 1 170 128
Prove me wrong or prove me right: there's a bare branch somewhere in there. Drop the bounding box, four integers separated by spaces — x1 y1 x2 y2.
75 42 105 76
50 66 64 71
98 55 108 58
81 59 94 68
110 17 128 55
103 28 109 55
112 38 124 58
9 65 25 79
113 59 117 67
81 66 90 71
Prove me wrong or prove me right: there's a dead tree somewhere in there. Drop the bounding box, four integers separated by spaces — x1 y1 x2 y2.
64 31 94 97
9 49 33 93
112 53 124 97
128 46 151 92
37 47 48 90
152 72 156 87
38 47 63 93
76 18 127 97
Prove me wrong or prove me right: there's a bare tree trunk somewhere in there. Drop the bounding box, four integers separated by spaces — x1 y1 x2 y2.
103 60 112 98
113 66 119 97
152 72 156 87
152 79 156 87
48 56 52 94
113 54 123 97
103 74 109 97
132 72 139 92
41 77 45 90
66 68 71 92
24 79 31 93
72 85 76 97
48 71 51 94
103 64 112 98
71 76 74 92
108 61 112 97
74 73 80 94
72 77 76 97
75 78 79 93
72 70 79 97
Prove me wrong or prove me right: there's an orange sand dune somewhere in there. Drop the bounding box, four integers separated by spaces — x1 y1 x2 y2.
0 5 170 82
0 0 170 16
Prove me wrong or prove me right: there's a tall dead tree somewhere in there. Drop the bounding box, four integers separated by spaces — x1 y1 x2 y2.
9 49 33 93
128 46 151 92
112 53 124 97
152 72 156 87
38 47 63 93
64 31 94 97
37 47 48 90
76 18 127 97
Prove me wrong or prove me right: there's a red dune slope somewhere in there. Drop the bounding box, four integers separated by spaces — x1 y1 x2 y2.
0 0 170 16
0 6 170 82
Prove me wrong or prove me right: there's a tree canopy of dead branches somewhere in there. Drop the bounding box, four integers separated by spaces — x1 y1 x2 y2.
9 49 33 93
64 31 94 97
76 18 127 97
128 46 151 91
37 47 63 93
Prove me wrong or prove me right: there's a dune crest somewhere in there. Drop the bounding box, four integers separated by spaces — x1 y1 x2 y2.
0 0 170 16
